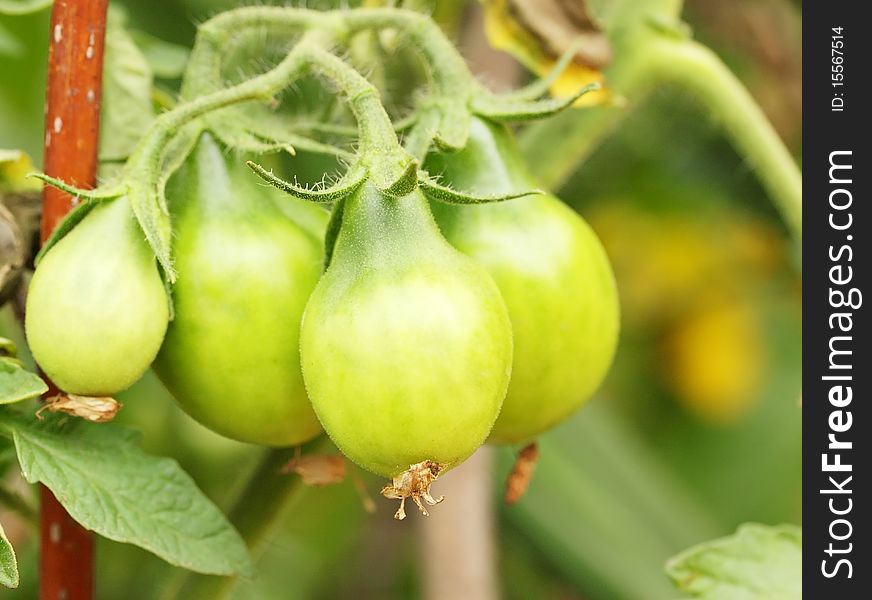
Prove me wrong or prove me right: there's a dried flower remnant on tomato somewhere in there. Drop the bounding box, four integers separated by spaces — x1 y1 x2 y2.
381 460 445 521
36 394 122 423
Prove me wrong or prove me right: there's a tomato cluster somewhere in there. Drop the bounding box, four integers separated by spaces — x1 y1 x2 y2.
25 120 618 481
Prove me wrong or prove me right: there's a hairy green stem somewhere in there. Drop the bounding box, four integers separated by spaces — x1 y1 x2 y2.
126 31 411 210
303 45 411 184
124 36 313 189
521 34 801 240
181 9 329 99
182 6 475 110
342 8 472 96
135 16 413 194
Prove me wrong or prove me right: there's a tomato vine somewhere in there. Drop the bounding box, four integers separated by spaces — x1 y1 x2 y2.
0 1 802 596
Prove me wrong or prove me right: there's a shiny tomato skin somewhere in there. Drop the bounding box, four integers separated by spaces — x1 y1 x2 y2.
153 134 325 446
25 196 169 396
300 184 513 477
427 117 620 443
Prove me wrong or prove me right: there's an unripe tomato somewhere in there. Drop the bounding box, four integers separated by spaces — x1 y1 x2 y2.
427 117 619 443
153 134 325 446
300 184 513 477
25 196 169 395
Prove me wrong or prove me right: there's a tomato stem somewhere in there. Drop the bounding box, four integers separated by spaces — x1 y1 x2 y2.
37 0 110 597
641 37 802 240
520 29 801 242
182 7 474 105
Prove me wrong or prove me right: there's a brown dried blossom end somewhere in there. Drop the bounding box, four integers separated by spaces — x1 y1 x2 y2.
504 441 539 505
380 460 445 521
36 393 121 423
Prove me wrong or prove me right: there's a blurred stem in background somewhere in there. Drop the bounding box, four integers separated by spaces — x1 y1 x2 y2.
419 449 499 600
521 21 802 243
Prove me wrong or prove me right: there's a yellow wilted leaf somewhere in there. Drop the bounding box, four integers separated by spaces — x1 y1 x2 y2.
482 0 611 106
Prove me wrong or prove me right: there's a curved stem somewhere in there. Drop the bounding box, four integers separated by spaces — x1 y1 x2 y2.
181 9 328 100
182 6 475 112
302 46 407 177
136 26 410 194
521 34 801 241
640 37 802 239
341 8 472 97
124 37 313 188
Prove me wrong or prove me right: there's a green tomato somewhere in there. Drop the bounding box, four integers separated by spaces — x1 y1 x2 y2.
301 184 513 478
153 134 326 446
427 117 620 443
25 196 169 395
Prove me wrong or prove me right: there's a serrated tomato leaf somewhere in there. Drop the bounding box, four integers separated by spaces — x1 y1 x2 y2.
9 416 253 576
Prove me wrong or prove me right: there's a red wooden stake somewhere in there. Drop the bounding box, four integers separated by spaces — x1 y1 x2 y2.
39 0 109 598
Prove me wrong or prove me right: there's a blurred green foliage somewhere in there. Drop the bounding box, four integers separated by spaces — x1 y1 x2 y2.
0 1 800 598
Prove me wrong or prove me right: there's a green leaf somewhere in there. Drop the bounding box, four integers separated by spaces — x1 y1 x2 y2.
8 416 254 576
0 519 17 588
99 7 155 162
666 523 801 599
247 162 367 203
0 441 16 472
419 173 542 204
129 30 189 79
0 0 52 16
0 358 47 405
127 179 174 281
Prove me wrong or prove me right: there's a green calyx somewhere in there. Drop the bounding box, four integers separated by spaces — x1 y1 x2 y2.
31 5 603 287
247 163 367 204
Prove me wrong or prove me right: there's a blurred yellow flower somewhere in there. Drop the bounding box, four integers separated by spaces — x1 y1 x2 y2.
663 294 764 425
588 202 789 425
